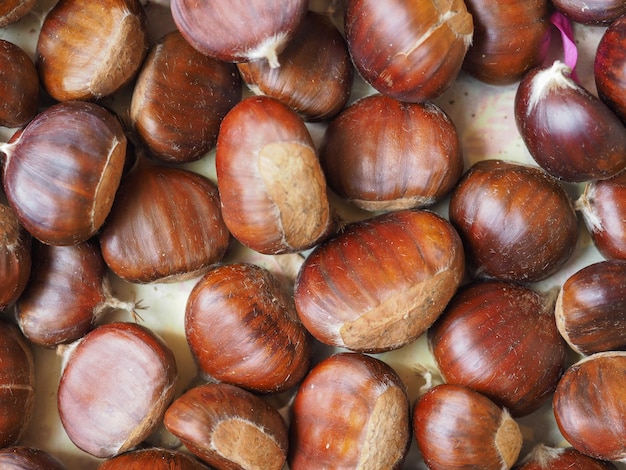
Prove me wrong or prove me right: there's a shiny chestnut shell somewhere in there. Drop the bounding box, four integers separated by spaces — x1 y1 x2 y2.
0 447 67 470
0 0 36 27
0 203 31 312
514 444 618 469
98 447 208 469
551 0 626 25
0 39 39 128
449 159 578 283
595 14 626 124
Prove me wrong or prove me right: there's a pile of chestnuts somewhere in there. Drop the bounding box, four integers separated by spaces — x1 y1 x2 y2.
1 0 626 468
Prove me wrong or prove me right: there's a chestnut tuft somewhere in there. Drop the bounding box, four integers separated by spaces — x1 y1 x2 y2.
0 446 67 470
595 13 626 124
0 39 39 128
98 447 208 469
0 203 31 312
514 443 618 469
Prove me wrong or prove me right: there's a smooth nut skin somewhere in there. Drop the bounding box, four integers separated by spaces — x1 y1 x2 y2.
449 159 578 283
319 94 463 211
185 263 311 394
99 161 230 284
0 0 36 27
514 444 618 469
57 322 178 459
553 351 626 461
164 383 289 470
413 383 523 470
0 447 67 470
289 352 411 470
294 209 465 353
0 39 39 128
98 447 208 469
237 11 353 122
130 30 242 163
0 204 31 312
462 0 549 84
171 0 307 67
595 14 626 124
1 101 127 246
428 280 567 417
515 61 626 182
36 0 149 101
216 95 333 255
551 0 626 25
344 0 473 102
556 260 626 355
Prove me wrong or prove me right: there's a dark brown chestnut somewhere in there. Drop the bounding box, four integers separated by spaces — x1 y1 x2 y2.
36 0 149 102
514 444 618 469
515 60 626 182
164 382 289 470
0 0 36 28
344 0 474 102
130 30 242 163
98 447 208 469
0 203 30 312
215 95 333 255
57 321 178 458
319 93 463 211
185 262 311 394
289 352 411 470
551 0 626 25
449 159 578 283
1 101 127 246
237 10 353 121
595 13 626 124
0 39 39 128
294 209 465 353
0 446 67 470
99 160 230 284
413 383 523 470
428 280 567 417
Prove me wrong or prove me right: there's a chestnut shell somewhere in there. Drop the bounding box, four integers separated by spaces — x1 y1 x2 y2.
595 14 626 124
0 0 37 27
0 39 39 128
98 447 208 469
0 203 31 312
0 446 67 470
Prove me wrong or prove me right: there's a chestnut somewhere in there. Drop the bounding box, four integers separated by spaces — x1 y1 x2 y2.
99 160 230 284
412 383 523 470
289 352 411 470
164 382 289 470
98 447 208 469
237 10 353 121
1 101 127 246
185 262 311 394
553 351 626 462
0 0 36 28
294 209 465 353
0 39 39 128
318 94 463 211
515 60 626 182
449 159 578 283
215 95 333 255
36 0 149 102
130 30 242 163
551 0 626 25
595 13 626 124
0 446 67 470
428 280 567 417
0 203 31 312
514 444 618 469
57 321 178 458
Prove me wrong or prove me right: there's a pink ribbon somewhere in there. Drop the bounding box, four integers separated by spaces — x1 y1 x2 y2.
541 11 580 82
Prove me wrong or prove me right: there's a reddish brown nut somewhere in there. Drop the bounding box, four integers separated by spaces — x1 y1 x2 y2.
0 0 36 28
551 0 626 25
0 447 67 470
130 30 242 163
595 14 626 124
36 0 149 101
344 0 473 102
237 11 353 121
98 447 208 469
185 263 311 393
449 159 578 283
0 39 39 128
289 352 411 470
319 94 463 211
553 351 626 461
428 280 567 417
514 444 618 469
99 160 230 284
215 95 333 255
164 383 289 470
413 383 523 470
57 322 178 458
294 209 465 353
0 203 30 312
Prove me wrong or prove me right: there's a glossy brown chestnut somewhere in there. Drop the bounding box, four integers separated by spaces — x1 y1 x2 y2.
289 352 411 470
344 0 473 102
462 0 550 84
130 30 242 163
514 444 618 469
551 0 626 25
171 0 307 67
0 39 39 128
164 383 289 470
556 259 626 355
553 351 626 462
98 447 208 469
294 209 465 353
99 160 230 284
0 321 35 448
449 159 578 283
57 321 178 458
319 94 463 211
428 280 567 417
0 0 36 28
36 0 149 101
1 101 127 246
215 95 333 255
413 383 523 470
515 60 626 182
577 171 626 259
595 14 626 124
185 262 311 393
0 446 67 470
237 11 353 121
0 203 30 312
